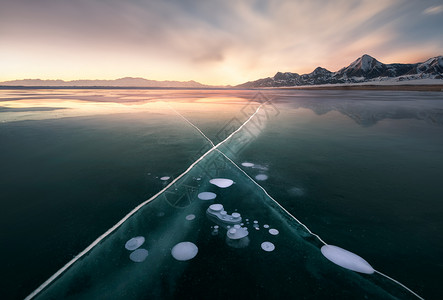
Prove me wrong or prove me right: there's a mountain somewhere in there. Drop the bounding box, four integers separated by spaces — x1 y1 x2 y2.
237 55 443 88
0 77 210 88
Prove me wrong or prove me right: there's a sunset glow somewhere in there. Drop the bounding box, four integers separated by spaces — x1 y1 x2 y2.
1 0 442 85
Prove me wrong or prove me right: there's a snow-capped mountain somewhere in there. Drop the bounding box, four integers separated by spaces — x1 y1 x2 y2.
238 55 443 88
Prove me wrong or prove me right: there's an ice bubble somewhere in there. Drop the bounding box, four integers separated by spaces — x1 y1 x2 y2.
160 176 170 181
232 212 241 218
125 236 145 251
186 214 195 221
210 178 234 188
263 224 270 229
320 245 374 274
196 177 201 181
129 249 149 262
241 162 254 167
261 242 275 252
253 220 258 224
255 174 268 181
198 192 217 200
171 242 198 261
269 229 279 235
227 227 249 240
209 204 223 212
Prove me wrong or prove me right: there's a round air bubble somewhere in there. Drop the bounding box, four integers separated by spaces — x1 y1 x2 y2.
198 192 217 200
261 242 275 252
160 176 170 181
241 162 254 167
129 249 149 262
125 236 145 251
186 214 195 221
321 245 374 274
209 204 223 212
255 174 268 181
232 212 241 218
263 224 270 229
210 178 234 188
269 229 279 235
171 242 198 261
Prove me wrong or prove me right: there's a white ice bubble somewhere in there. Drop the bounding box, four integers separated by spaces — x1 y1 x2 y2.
255 174 268 181
263 224 270 229
261 242 275 252
160 176 170 181
253 220 258 224
129 248 149 262
198 192 217 200
186 214 195 221
171 242 198 261
241 162 254 167
125 236 145 251
209 204 223 212
269 229 279 235
227 227 249 240
320 245 375 274
209 178 234 188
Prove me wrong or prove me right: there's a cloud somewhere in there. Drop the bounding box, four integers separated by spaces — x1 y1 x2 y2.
423 5 443 15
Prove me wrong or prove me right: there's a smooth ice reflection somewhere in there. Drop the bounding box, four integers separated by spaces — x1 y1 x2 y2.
261 242 275 252
129 249 149 262
209 178 234 188
125 236 145 251
171 242 198 261
321 245 375 274
255 174 268 181
198 192 217 200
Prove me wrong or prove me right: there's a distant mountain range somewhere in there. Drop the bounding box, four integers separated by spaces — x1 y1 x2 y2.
1 55 442 88
0 77 210 88
237 54 443 88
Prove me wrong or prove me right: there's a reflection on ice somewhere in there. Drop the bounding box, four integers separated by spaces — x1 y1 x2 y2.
129 249 149 262
125 236 145 251
209 178 234 188
197 192 217 200
321 245 375 274
171 242 198 261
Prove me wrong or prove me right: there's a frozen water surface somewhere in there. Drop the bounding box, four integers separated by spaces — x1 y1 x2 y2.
18 89 437 300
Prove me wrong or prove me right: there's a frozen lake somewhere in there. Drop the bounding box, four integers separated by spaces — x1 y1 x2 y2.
1 88 442 299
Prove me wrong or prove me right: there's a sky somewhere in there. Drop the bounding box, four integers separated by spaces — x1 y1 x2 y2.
1 0 442 85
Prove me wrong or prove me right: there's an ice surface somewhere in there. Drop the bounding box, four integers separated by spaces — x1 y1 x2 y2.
321 245 374 274
125 236 145 251
129 249 149 262
209 178 234 188
261 242 275 252
197 192 217 200
255 174 268 181
171 242 198 261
